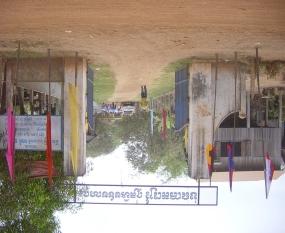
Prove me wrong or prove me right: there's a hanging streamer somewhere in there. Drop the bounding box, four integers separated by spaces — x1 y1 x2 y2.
46 111 53 186
6 106 15 182
205 144 214 179
69 83 79 176
264 153 275 199
227 143 234 192
45 49 54 186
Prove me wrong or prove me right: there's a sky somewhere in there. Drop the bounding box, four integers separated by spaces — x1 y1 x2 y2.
58 145 285 233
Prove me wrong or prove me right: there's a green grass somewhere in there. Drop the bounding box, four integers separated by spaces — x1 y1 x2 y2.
0 50 46 58
90 64 116 103
149 57 192 98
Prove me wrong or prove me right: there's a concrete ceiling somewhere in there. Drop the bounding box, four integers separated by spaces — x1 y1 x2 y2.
0 0 285 100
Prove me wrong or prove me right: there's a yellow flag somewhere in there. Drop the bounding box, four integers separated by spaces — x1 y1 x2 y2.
205 144 213 168
68 83 79 176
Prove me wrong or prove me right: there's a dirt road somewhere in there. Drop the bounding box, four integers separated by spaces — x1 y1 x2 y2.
0 0 284 100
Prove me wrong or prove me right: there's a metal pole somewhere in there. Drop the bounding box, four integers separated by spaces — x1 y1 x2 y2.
14 41 20 108
48 49 51 113
75 52 78 86
255 47 267 198
212 54 218 144
233 52 237 158
256 47 260 95
150 98 154 135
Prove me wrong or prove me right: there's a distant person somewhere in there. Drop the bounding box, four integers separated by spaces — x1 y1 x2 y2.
144 85 147 98
140 85 148 110
141 86 145 98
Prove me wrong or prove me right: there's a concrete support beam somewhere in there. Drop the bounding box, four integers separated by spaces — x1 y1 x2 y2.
64 57 86 176
188 63 212 179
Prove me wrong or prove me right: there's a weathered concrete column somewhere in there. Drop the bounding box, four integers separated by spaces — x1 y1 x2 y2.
64 57 86 176
188 63 213 179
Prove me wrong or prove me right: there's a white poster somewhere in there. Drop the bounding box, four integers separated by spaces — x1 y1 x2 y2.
0 115 62 151
73 184 218 205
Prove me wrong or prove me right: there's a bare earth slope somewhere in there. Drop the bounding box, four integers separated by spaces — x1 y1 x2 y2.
0 0 285 101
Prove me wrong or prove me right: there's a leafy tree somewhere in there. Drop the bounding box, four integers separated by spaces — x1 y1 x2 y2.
87 118 122 156
0 153 77 233
119 111 187 178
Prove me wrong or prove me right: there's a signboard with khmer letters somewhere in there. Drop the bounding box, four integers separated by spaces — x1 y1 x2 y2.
0 116 62 151
72 184 218 206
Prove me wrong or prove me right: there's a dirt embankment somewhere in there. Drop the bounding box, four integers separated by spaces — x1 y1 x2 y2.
0 0 285 101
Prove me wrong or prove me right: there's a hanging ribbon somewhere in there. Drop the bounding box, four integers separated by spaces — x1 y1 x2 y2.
6 106 15 182
264 153 275 199
227 143 234 192
205 144 214 179
46 111 53 186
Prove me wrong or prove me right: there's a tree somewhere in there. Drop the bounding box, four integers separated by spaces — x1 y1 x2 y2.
119 111 187 178
0 153 77 233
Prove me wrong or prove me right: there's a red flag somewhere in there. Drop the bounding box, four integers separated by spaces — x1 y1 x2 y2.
46 112 53 186
227 143 234 192
264 153 275 199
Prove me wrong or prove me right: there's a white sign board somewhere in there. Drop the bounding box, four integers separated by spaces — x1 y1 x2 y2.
74 184 218 205
0 116 62 151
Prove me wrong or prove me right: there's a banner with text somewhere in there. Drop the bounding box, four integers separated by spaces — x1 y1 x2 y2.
72 184 218 206
0 116 62 151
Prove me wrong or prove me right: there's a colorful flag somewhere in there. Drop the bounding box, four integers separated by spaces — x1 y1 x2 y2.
69 83 79 176
227 143 234 192
46 112 53 186
6 106 15 182
264 153 275 199
205 144 215 178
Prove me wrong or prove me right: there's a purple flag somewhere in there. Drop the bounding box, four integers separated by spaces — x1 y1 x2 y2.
227 143 234 192
264 153 275 199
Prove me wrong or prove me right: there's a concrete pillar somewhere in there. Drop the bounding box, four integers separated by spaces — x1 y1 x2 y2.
188 63 212 179
64 57 86 176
